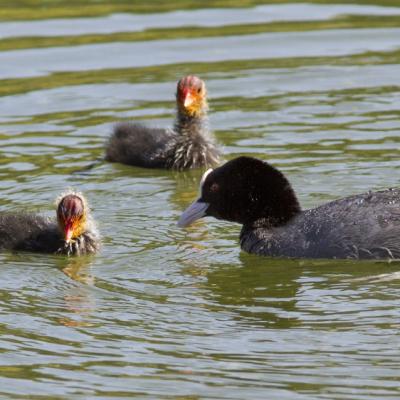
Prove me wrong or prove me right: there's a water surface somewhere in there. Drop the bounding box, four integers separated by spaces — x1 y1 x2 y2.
0 1 400 399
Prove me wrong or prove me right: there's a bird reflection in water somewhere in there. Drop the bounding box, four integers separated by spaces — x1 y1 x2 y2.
55 256 97 327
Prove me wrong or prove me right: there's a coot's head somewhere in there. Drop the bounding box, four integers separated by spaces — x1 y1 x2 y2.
178 156 301 227
56 192 88 243
176 75 208 117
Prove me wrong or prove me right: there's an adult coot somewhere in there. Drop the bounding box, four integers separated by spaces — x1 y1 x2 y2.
178 156 400 260
105 75 220 170
0 191 100 256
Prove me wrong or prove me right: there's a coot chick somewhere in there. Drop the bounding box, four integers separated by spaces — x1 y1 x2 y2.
178 156 400 260
105 75 220 170
0 191 100 256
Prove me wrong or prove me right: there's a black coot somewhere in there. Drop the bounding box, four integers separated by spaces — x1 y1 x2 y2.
178 156 400 260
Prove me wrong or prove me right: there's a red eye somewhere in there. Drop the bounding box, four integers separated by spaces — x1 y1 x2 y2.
210 183 219 192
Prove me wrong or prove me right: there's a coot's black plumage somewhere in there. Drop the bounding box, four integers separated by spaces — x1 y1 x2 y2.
105 75 220 170
0 191 100 256
178 156 400 260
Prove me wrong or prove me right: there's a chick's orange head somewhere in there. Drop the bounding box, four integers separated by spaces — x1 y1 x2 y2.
57 194 86 243
176 75 207 116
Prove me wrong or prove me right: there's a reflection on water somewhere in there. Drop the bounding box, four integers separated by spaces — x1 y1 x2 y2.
2 28 400 79
0 1 400 399
58 257 96 328
2 4 400 40
57 255 95 284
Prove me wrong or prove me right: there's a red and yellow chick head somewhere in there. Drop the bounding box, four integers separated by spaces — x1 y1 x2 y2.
176 75 208 117
57 193 87 244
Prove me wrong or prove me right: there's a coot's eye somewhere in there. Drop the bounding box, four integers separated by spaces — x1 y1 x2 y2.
210 183 219 193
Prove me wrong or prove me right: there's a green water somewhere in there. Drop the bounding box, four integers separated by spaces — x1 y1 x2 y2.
0 1 400 398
